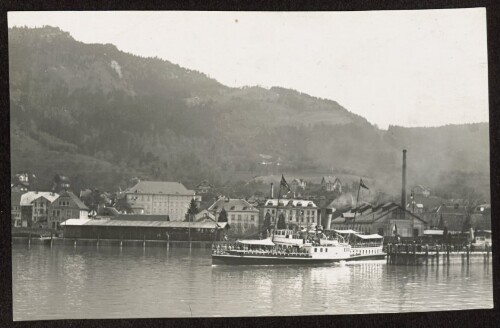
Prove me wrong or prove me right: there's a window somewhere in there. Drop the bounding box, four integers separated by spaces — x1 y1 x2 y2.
237 215 242 221
325 248 328 252
320 248 323 252
250 215 255 221
314 248 317 252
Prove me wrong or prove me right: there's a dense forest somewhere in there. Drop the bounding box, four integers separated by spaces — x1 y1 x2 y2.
8 26 490 201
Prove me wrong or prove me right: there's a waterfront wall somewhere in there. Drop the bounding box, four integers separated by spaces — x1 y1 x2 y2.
12 237 231 249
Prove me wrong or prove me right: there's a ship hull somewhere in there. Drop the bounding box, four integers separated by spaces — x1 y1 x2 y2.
212 254 347 265
347 253 386 261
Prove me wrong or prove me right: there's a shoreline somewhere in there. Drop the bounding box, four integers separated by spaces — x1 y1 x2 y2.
12 236 227 249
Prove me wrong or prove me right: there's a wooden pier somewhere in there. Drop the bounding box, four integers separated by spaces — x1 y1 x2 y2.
386 243 491 266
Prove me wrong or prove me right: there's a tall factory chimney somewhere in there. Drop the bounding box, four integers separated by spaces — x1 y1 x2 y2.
401 149 407 220
270 183 274 199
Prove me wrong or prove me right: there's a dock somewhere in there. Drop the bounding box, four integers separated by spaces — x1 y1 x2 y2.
386 243 491 266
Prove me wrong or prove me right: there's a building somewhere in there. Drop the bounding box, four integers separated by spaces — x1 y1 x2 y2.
11 182 29 193
471 204 491 230
330 202 428 237
20 191 59 228
196 180 214 194
11 192 23 228
124 180 196 220
208 198 260 235
61 217 229 241
12 172 35 192
48 191 89 230
422 204 468 232
261 198 319 229
52 174 71 193
290 179 306 193
195 209 216 222
412 185 431 198
321 176 342 192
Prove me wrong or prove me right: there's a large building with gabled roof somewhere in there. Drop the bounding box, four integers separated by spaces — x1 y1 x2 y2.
48 191 89 230
330 202 428 237
124 180 196 220
208 198 259 235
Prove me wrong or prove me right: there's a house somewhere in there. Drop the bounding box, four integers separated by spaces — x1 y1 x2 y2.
412 185 431 198
20 191 59 228
124 180 196 220
52 174 71 193
11 182 29 193
11 192 23 228
195 209 216 222
321 176 342 192
196 180 214 194
260 198 319 229
422 204 468 232
290 179 306 193
12 172 35 192
48 191 89 230
61 217 229 241
330 202 428 237
208 198 259 235
471 204 491 230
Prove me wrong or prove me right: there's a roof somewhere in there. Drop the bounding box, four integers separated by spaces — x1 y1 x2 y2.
424 230 444 236
208 198 258 212
473 204 491 214
114 214 171 221
11 192 23 206
236 239 275 246
98 207 121 216
322 176 339 184
20 191 59 206
61 218 229 229
59 191 89 210
332 229 358 234
264 199 317 208
125 181 195 196
435 205 467 215
331 202 426 224
353 234 383 240
196 180 214 188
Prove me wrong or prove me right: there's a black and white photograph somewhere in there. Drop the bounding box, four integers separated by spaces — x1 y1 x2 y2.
7 9 492 321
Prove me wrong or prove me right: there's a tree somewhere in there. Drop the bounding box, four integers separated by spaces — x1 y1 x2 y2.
218 208 228 222
186 198 198 222
262 212 271 233
462 214 472 233
277 212 286 229
437 214 445 229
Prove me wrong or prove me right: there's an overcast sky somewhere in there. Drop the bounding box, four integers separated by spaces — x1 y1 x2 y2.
8 9 488 129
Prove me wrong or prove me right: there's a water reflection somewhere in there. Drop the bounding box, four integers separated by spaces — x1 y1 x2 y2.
12 245 493 320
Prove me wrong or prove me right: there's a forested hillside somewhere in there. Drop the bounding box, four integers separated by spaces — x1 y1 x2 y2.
8 26 490 200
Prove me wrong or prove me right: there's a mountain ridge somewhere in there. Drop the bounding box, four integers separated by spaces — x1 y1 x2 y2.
8 26 490 200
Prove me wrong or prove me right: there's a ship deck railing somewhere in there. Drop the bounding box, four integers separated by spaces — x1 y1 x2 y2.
212 249 313 258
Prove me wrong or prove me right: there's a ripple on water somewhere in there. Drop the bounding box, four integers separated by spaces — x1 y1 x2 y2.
12 245 493 320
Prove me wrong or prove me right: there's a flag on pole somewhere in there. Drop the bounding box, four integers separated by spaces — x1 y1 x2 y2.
280 175 291 193
360 179 369 190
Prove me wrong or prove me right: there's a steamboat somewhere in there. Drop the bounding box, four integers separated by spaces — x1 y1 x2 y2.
212 228 351 265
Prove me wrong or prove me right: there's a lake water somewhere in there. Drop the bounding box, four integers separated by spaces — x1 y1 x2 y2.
12 245 493 320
